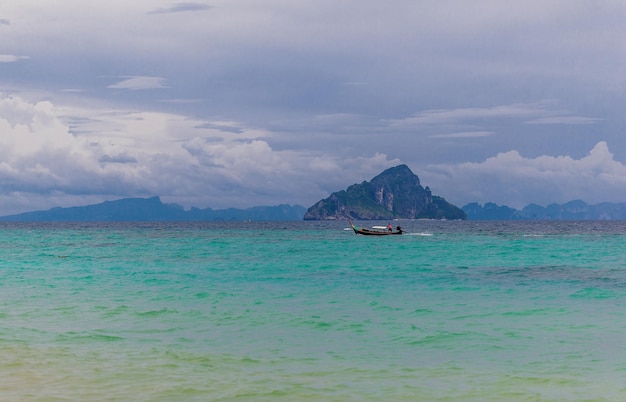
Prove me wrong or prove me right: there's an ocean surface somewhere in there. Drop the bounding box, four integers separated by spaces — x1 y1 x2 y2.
1 220 626 401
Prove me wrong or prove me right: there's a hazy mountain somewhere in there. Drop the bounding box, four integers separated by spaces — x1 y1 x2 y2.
0 196 307 222
463 200 626 220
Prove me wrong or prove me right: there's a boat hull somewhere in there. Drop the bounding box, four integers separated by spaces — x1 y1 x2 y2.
349 221 402 235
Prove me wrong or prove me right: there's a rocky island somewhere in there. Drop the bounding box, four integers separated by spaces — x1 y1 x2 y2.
304 164 466 220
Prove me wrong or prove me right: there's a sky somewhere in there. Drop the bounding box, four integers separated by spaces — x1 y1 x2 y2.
1 1 626 215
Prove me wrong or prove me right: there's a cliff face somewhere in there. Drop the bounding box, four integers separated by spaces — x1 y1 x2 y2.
304 165 466 220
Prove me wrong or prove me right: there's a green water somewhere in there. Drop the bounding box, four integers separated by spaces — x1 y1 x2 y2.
1 221 625 401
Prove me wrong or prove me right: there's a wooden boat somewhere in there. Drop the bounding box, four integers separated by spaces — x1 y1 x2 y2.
349 220 403 235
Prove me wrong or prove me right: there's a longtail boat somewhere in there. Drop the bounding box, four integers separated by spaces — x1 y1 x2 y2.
349 220 403 236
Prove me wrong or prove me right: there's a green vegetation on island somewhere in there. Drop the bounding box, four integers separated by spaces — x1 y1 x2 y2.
304 165 466 220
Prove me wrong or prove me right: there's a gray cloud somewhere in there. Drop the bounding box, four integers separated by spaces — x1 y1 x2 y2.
148 3 212 14
1 1 626 214
107 76 168 90
525 116 603 125
99 154 138 164
430 131 495 139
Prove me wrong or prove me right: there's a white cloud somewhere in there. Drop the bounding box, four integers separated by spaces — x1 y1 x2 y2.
388 102 561 128
107 76 168 90
0 96 100 193
0 93 399 214
413 105 545 124
422 141 626 208
0 54 28 63
526 116 603 125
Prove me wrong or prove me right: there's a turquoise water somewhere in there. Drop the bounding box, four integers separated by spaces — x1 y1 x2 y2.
1 220 626 401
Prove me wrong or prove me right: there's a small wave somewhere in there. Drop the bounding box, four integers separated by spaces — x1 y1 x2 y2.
56 332 124 342
135 308 179 317
404 232 434 236
398 331 485 346
570 287 616 299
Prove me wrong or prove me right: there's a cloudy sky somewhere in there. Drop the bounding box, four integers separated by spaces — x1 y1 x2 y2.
1 0 626 215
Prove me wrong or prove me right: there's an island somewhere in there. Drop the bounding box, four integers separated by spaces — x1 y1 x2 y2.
303 164 466 220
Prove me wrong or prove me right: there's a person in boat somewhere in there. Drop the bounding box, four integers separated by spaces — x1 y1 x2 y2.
387 223 393 232
396 226 403 234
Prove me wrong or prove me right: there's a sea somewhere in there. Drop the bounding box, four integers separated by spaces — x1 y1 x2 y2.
1 220 626 401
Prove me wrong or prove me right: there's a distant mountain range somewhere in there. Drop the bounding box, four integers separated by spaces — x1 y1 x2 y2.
462 200 626 220
0 196 307 222
0 194 624 223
